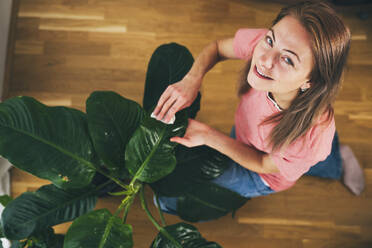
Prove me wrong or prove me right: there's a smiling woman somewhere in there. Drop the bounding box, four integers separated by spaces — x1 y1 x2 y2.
143 0 365 216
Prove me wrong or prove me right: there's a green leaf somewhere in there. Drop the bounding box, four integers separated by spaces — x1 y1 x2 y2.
151 222 222 248
0 195 13 207
176 146 230 180
63 209 133 248
1 184 98 240
125 110 187 183
177 181 249 222
151 146 230 197
52 234 65 248
0 96 96 189
27 227 64 248
86 91 145 179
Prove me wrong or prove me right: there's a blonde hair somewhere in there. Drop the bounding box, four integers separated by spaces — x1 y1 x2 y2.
238 0 351 152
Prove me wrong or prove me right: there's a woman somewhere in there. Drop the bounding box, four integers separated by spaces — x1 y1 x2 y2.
144 0 365 214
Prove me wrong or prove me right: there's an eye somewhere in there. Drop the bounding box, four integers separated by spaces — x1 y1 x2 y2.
265 36 273 46
283 57 294 66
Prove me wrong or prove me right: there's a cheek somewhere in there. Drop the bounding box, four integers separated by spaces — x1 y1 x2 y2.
275 61 296 78
252 45 263 62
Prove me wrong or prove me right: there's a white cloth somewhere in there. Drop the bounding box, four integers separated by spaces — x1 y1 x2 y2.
151 112 176 124
0 156 12 248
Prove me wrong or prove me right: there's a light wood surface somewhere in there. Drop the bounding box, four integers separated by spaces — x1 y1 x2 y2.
6 0 372 247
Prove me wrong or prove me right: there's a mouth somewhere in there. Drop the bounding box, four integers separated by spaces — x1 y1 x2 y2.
254 65 273 80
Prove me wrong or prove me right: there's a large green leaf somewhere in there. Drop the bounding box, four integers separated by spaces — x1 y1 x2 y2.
86 91 145 179
27 227 64 248
1 184 98 240
0 96 96 189
177 181 248 222
125 110 187 183
151 222 222 248
63 209 133 248
176 146 230 180
151 146 230 197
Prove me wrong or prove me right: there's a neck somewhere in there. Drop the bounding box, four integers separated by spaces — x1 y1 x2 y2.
271 90 298 110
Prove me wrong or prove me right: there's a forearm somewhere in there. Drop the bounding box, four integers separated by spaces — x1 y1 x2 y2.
204 127 271 174
171 119 278 174
185 41 223 84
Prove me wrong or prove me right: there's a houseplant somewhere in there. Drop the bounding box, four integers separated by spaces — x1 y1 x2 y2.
0 91 248 248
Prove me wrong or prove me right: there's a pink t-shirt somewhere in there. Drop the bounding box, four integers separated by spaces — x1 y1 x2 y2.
233 28 336 191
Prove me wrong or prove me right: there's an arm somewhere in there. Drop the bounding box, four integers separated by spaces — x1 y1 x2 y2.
171 119 279 174
153 38 238 123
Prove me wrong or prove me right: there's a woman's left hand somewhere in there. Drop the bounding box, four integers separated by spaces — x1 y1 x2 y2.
170 119 211 147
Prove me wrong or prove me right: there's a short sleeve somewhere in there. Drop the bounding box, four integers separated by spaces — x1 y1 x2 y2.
233 28 268 60
270 117 336 182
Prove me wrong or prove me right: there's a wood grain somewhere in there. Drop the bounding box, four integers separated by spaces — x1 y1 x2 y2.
6 0 372 247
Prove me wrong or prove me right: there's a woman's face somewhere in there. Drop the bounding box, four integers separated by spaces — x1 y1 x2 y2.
247 15 314 95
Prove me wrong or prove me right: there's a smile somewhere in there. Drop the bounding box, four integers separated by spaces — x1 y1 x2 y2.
254 65 273 80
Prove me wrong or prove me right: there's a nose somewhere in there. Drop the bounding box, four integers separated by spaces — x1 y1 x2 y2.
258 50 275 70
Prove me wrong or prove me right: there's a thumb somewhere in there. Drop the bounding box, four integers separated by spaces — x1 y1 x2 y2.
170 137 190 147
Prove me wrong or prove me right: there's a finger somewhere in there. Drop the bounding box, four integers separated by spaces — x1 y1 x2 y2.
157 96 177 121
153 87 172 116
163 99 184 123
170 137 191 147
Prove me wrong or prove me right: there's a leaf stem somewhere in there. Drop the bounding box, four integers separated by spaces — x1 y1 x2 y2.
154 193 166 227
140 186 182 248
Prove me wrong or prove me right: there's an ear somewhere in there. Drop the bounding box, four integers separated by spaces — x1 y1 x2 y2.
300 81 312 91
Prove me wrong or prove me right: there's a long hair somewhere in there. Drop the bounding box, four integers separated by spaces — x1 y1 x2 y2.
238 0 351 152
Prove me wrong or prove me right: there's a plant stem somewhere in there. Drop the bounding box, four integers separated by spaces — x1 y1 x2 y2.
114 182 141 220
122 196 134 223
154 193 166 227
140 186 182 248
95 179 116 191
114 195 131 217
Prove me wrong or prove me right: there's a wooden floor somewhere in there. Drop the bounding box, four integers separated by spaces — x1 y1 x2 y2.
6 0 372 247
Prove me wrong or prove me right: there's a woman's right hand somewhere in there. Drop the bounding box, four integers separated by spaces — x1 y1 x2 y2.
152 74 202 123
